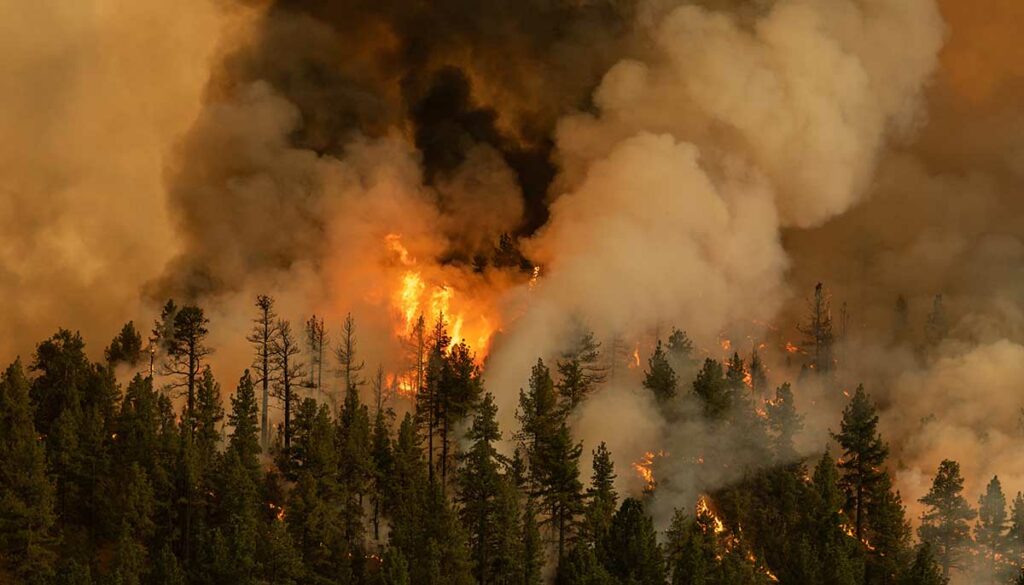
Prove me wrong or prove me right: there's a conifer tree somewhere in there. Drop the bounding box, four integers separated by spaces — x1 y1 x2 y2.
765 382 803 462
335 312 364 397
643 340 678 406
456 392 516 585
581 442 617 547
692 358 730 420
439 342 482 488
834 385 888 541
918 459 975 579
976 475 1008 583
797 282 834 374
270 319 305 452
749 347 768 397
105 321 144 368
163 306 212 437
246 295 276 450
370 405 393 542
600 498 666 585
1009 492 1024 566
304 314 328 398
542 421 585 562
899 543 946 585
555 326 606 411
666 328 697 377
336 379 372 548
0 359 57 582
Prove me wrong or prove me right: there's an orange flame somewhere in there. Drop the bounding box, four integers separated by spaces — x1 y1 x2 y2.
696 496 726 534
785 341 800 354
632 450 667 491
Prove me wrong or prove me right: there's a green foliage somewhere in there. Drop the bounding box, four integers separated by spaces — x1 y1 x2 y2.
643 340 678 406
918 459 976 578
0 360 57 582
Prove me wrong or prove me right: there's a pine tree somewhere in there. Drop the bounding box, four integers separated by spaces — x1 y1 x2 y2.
556 326 606 411
797 282 834 374
918 459 975 579
692 358 730 420
336 379 372 549
440 341 482 487
975 475 1008 583
643 340 678 406
1009 492 1024 566
150 300 179 377
246 295 276 451
810 451 861 585
542 421 585 562
162 306 212 438
765 382 803 462
600 498 666 585
304 315 328 399
105 321 144 368
226 370 261 479
370 405 393 542
749 347 768 397
581 442 617 547
666 328 697 377
556 544 615 585
335 312 364 398
833 385 888 542
899 543 945 585
270 320 305 453
456 393 516 585
0 360 57 582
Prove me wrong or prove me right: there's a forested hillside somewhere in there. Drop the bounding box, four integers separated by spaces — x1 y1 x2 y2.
1 294 1020 585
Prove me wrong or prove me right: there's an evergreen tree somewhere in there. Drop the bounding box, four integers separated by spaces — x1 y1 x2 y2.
456 393 517 585
975 475 1008 583
0 360 57 583
555 326 606 411
643 340 678 406
692 358 730 420
918 460 975 579
271 319 305 453
600 498 666 585
581 442 617 547
335 312 364 397
162 306 212 437
105 321 144 367
439 341 482 488
749 347 768 397
246 295 276 451
765 382 802 462
899 543 946 585
556 544 615 585
1009 492 1024 566
666 328 697 377
797 282 834 374
370 405 393 542
833 385 888 541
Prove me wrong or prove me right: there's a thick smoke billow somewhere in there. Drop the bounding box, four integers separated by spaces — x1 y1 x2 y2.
6 0 1024 546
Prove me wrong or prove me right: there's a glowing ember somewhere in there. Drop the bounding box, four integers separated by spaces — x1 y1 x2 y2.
528 265 541 290
721 339 732 352
785 341 800 354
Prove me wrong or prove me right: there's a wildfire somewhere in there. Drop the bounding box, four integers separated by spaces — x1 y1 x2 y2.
528 265 541 290
385 234 498 357
721 338 732 352
632 450 667 491
631 343 641 369
785 341 800 354
696 496 726 534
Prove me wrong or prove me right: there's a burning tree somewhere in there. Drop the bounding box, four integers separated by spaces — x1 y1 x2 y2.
797 282 834 374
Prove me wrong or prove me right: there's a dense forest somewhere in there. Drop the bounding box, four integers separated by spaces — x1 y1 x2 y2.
0 291 1021 585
